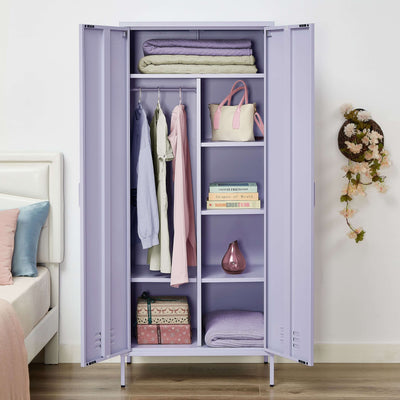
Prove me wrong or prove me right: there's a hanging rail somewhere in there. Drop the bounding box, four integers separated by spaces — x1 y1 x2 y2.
130 88 196 92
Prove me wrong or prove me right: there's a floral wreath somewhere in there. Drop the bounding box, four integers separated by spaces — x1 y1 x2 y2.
338 104 390 243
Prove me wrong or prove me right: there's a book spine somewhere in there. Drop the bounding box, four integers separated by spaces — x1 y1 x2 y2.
208 192 259 200
207 200 261 209
209 186 258 193
209 182 257 188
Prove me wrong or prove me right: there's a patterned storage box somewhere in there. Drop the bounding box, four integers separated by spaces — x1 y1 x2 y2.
137 295 190 325
137 324 192 344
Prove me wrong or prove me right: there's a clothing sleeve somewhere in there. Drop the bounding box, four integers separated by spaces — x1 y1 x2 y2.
137 120 160 249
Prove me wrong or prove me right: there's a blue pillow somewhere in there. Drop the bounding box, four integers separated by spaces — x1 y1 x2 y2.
12 201 50 277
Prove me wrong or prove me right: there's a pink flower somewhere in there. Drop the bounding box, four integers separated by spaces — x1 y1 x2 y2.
368 130 383 145
374 182 388 193
340 103 353 115
342 165 350 173
364 151 373 161
347 231 357 239
368 144 381 160
340 208 357 218
381 156 391 168
361 135 370 145
357 110 372 121
345 141 363 154
344 123 356 137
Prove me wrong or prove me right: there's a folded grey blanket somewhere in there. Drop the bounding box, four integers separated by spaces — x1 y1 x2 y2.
143 39 253 56
204 310 264 348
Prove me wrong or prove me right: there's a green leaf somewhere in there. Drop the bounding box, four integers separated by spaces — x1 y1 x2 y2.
356 173 360 181
340 194 352 202
346 171 353 179
355 230 365 243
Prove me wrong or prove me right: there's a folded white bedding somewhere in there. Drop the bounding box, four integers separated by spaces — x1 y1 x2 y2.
0 266 50 337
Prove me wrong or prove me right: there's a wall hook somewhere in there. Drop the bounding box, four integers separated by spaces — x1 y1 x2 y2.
179 87 182 105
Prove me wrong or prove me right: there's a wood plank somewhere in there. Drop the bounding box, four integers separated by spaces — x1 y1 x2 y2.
29 363 400 399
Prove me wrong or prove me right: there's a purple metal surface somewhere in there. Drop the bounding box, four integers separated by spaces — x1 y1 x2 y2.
202 215 264 267
266 25 314 365
80 22 314 367
80 25 130 366
202 282 264 314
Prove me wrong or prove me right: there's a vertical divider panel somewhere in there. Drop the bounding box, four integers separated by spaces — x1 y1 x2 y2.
196 78 202 346
263 27 268 352
102 27 111 360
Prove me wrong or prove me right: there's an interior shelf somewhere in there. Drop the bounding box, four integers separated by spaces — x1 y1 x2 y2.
201 139 264 147
130 329 265 356
130 73 265 79
202 264 264 283
201 208 264 216
131 265 197 282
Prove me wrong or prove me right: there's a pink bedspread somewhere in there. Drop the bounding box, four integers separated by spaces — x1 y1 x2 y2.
0 298 30 400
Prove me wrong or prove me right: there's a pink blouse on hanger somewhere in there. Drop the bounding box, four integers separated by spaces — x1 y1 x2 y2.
168 104 197 287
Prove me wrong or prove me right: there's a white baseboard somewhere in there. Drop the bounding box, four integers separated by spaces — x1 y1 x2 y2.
59 343 400 364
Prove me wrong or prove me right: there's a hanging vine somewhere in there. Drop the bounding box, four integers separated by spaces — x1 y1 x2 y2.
338 104 390 243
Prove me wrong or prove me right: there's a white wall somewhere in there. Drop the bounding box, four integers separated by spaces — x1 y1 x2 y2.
1 0 399 363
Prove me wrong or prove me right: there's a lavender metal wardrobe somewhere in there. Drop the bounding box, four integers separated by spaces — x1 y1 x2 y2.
80 21 314 387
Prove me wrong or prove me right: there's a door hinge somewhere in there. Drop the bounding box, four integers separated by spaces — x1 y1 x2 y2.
86 360 97 366
298 359 308 365
122 31 128 39
299 24 309 28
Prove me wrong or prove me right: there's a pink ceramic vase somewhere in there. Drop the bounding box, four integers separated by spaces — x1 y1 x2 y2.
221 240 246 274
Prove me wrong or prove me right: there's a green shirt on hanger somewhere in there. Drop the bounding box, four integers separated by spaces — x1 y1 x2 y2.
147 102 174 273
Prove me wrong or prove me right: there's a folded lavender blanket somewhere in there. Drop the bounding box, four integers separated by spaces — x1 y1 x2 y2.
204 310 264 348
143 39 253 56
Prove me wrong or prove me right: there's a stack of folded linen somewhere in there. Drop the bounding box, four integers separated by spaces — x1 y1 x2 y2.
204 310 264 348
138 39 257 74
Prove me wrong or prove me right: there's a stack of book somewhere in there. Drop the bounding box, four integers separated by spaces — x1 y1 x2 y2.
206 182 260 209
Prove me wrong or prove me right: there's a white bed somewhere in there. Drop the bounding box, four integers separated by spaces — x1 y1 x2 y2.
0 153 64 363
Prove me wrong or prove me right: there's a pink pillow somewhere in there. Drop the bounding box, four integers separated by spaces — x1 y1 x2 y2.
0 209 20 285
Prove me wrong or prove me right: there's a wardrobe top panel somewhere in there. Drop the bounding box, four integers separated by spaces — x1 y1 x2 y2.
120 21 275 30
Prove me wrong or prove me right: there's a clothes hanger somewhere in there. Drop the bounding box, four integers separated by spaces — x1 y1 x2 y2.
157 87 160 106
138 87 142 105
179 87 182 105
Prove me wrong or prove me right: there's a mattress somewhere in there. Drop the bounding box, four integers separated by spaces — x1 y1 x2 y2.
0 266 50 337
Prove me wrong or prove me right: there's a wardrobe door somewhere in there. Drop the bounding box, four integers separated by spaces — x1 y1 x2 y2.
266 24 314 365
80 24 131 366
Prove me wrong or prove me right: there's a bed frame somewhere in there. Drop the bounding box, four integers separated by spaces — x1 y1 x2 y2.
0 153 64 364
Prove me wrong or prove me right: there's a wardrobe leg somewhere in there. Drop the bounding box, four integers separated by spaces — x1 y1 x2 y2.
120 355 126 388
269 355 275 387
127 355 132 364
264 356 268 364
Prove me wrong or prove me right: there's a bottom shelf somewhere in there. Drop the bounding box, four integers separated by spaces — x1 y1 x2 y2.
130 329 266 357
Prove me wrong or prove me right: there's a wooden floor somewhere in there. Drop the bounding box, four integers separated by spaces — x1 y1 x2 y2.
29 363 400 399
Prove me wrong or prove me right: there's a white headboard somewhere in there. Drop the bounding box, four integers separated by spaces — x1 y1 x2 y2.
0 153 64 264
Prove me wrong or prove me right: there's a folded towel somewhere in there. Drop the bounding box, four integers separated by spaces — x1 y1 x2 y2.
138 55 257 74
143 39 252 56
204 310 264 348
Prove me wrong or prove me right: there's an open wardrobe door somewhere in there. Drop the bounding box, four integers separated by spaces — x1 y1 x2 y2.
80 24 131 366
265 24 314 365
